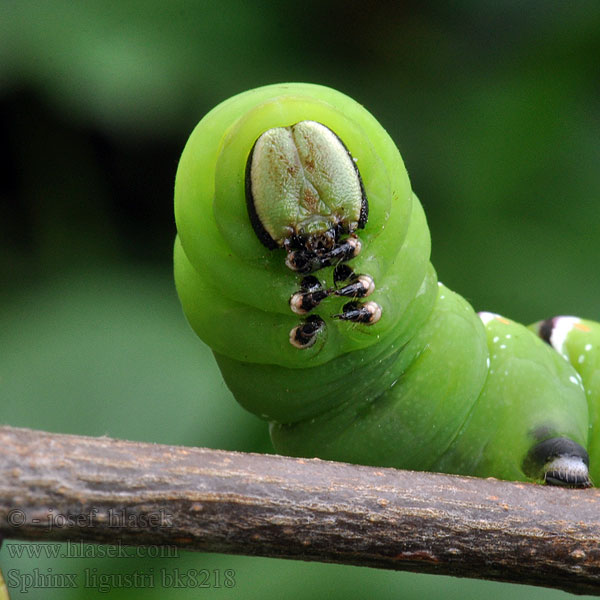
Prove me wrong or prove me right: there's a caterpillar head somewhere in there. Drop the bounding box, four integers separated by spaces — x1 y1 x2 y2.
246 120 368 258
174 83 423 369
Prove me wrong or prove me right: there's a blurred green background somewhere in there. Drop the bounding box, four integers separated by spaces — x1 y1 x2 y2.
1 1 599 598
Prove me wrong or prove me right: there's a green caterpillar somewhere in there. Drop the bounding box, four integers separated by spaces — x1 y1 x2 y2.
174 83 600 487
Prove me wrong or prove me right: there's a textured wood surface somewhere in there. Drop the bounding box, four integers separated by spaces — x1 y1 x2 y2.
1 425 599 595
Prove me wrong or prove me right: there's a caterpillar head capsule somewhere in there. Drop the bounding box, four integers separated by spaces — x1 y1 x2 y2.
246 120 368 269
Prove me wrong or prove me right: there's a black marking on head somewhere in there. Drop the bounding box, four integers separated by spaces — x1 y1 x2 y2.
357 176 368 229
322 124 368 230
245 122 368 253
245 141 279 250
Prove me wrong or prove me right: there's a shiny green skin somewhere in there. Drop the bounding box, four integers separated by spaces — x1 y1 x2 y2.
529 319 600 483
174 83 593 484
561 320 600 483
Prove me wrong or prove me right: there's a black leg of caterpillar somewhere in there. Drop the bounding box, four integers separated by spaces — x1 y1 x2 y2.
285 249 321 274
290 289 330 314
285 235 362 273
333 264 354 285
523 437 591 488
322 234 361 266
290 276 332 314
334 274 375 298
289 315 325 349
333 264 375 297
333 300 381 324
290 270 375 314
299 275 322 292
290 291 330 314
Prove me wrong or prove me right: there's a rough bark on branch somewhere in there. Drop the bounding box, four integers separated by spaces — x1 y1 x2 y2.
0 425 599 595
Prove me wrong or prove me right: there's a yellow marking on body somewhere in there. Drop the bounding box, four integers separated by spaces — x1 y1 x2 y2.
574 322 591 332
495 316 510 325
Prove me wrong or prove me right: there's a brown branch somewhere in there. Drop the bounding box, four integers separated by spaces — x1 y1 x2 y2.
1 426 599 595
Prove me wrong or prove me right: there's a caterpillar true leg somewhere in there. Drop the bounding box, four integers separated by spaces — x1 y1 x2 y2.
333 301 382 324
284 235 362 274
333 274 375 299
290 276 330 315
289 315 325 349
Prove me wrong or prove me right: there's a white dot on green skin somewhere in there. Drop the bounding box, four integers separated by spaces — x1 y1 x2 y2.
585 343 593 351
569 376 580 386
579 355 585 364
486 357 490 368
500 344 507 349
493 336 500 343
